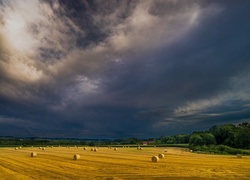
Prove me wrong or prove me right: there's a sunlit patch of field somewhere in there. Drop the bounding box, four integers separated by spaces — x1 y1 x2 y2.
0 146 249 179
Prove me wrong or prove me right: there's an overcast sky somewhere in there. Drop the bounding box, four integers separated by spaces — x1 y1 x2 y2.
0 0 250 138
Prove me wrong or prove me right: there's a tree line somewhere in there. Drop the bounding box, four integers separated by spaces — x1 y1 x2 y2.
0 122 249 152
189 122 250 149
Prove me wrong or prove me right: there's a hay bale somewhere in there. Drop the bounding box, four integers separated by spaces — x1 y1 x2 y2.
137 146 140 150
83 147 87 150
31 152 37 157
94 148 98 152
39 147 41 149
237 154 242 158
91 148 94 151
42 147 45 150
73 154 80 160
15 147 18 150
164 149 167 152
152 156 159 162
190 150 193 152
114 148 117 151
140 147 143 150
158 154 164 159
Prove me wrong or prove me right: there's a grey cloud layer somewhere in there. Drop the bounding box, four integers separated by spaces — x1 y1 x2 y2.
0 0 250 137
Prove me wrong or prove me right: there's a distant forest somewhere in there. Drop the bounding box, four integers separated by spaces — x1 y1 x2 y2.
1 122 249 154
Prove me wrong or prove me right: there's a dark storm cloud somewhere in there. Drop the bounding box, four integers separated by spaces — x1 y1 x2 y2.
0 0 250 138
101 0 250 106
92 0 250 135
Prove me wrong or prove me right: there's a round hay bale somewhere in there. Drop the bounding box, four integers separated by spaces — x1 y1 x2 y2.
190 150 193 152
237 154 242 158
15 147 18 150
19 146 22 149
73 154 80 160
83 147 87 150
158 153 164 159
31 152 37 157
39 147 41 149
140 147 143 150
114 148 117 151
94 148 98 152
42 147 45 150
137 146 140 150
91 148 94 151
164 149 167 152
152 156 159 162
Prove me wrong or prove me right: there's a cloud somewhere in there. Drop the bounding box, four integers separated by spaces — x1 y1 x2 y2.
0 0 81 100
1 0 249 137
0 0 205 99
97 0 201 52
175 71 250 116
132 61 250 134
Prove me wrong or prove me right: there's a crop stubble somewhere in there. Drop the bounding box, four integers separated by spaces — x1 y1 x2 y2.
0 147 249 179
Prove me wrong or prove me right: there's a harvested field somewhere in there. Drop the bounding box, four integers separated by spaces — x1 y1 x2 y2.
0 147 249 179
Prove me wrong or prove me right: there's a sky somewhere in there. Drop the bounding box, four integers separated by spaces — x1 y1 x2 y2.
0 0 250 138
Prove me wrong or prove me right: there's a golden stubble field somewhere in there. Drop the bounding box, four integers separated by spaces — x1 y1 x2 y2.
0 146 249 179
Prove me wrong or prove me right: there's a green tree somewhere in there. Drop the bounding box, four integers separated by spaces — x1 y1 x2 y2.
175 134 189 144
189 134 203 146
209 124 237 146
236 122 250 148
200 133 216 145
